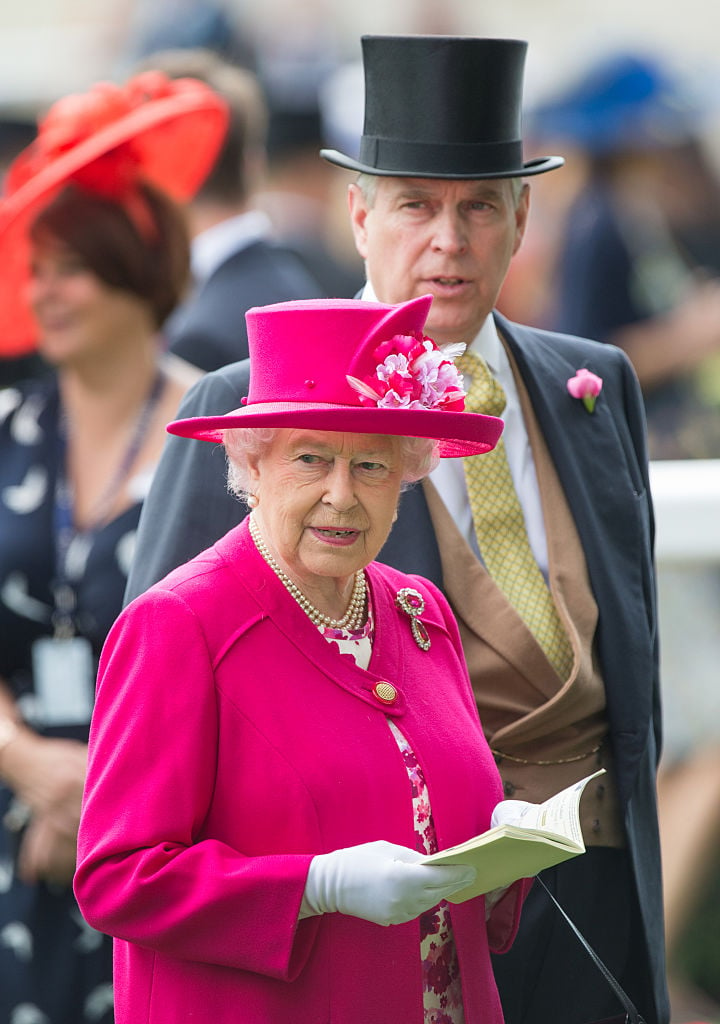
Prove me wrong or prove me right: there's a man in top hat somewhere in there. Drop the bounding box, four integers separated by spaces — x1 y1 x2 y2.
125 36 669 1024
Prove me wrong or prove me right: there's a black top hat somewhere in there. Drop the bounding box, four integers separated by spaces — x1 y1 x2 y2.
321 35 564 179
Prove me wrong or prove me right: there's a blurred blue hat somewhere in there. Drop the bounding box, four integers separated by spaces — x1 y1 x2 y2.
528 52 705 153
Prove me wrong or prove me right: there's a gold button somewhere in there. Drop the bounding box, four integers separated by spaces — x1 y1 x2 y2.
372 681 397 705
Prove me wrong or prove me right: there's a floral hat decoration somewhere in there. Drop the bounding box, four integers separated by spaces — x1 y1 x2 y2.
168 294 504 457
0 71 229 357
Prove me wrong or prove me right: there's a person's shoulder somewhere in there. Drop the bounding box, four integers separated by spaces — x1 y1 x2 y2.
206 238 325 297
176 359 251 416
498 312 632 369
196 243 268 293
129 545 229 608
125 530 261 653
236 238 329 301
172 244 324 363
1 371 56 404
0 372 57 436
499 314 644 423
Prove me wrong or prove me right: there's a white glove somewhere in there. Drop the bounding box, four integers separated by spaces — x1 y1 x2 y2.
486 799 536 917
491 799 536 829
300 839 477 926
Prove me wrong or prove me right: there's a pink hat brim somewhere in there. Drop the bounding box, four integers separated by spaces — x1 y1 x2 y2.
167 401 504 458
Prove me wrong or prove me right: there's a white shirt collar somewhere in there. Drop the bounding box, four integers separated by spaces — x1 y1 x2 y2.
361 281 500 370
191 210 273 283
467 315 504 376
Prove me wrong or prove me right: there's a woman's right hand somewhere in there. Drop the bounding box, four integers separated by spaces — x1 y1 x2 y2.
300 839 476 926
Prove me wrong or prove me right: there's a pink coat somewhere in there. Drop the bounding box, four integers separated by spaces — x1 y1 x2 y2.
75 521 525 1023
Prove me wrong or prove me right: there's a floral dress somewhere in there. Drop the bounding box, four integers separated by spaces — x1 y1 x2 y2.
320 602 465 1024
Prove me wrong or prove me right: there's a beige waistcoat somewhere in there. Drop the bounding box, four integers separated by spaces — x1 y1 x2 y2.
423 348 624 847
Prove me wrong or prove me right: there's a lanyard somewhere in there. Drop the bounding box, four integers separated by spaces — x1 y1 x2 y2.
51 370 164 637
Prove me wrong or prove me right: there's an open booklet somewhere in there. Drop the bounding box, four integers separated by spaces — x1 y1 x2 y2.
421 769 606 903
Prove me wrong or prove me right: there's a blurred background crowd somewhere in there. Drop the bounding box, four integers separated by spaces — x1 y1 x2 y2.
1 1 720 1022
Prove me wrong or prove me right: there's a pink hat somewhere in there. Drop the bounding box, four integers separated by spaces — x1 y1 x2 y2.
167 294 503 457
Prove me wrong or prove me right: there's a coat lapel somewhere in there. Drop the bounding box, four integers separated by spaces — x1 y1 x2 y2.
495 313 656 793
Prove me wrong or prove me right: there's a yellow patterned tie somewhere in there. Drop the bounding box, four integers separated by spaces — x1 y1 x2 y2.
457 350 573 679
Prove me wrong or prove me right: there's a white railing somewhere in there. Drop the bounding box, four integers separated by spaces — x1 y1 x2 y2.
649 459 720 764
649 460 720 564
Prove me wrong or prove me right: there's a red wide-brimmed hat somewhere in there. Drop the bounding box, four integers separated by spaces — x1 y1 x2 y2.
0 71 229 357
168 294 504 458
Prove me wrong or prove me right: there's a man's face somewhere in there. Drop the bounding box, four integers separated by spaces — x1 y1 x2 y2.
348 176 529 346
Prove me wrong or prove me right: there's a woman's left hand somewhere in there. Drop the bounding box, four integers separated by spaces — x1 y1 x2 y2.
4 733 87 837
484 885 511 919
17 813 78 887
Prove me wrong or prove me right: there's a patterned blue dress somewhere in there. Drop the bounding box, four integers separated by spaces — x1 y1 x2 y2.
0 375 141 1023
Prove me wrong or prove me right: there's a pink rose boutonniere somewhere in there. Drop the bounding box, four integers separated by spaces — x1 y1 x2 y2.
347 332 466 411
567 368 603 413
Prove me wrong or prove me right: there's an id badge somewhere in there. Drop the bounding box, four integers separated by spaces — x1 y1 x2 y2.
31 636 95 726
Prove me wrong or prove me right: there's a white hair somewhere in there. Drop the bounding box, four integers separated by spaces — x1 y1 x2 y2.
224 427 440 505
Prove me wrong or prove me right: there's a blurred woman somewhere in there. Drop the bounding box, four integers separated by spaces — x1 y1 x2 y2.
0 72 227 1023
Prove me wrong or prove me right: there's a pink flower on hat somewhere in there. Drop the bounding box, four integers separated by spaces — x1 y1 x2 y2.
567 368 603 413
347 332 466 412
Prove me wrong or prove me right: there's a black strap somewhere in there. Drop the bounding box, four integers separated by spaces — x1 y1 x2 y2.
536 876 647 1024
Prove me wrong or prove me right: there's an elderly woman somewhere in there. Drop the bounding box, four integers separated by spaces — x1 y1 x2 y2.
74 294 526 1024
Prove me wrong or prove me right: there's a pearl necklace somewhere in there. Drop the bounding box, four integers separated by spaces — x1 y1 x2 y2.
249 514 367 631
